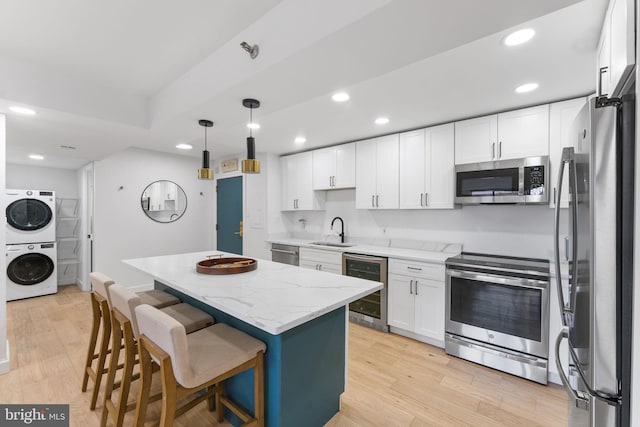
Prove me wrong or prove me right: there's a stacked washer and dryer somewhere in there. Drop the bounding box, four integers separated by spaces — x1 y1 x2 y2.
6 190 58 301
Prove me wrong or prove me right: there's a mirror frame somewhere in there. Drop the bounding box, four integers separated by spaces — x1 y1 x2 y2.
140 180 188 224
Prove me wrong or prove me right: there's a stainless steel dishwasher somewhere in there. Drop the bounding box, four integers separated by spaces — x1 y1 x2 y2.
270 243 299 266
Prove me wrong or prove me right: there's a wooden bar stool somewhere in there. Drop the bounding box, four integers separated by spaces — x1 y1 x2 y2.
82 272 181 410
101 284 215 427
134 304 266 427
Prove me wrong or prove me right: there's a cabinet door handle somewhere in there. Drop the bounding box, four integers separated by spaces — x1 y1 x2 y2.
376 195 379 207
491 142 495 159
407 266 423 271
409 279 413 295
415 280 418 295
420 193 424 207
371 195 375 208
498 141 502 159
425 193 429 206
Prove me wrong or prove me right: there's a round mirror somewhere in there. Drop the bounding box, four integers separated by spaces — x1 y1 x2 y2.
141 180 187 223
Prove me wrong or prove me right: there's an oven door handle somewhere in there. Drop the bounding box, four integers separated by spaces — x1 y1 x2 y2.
447 269 548 290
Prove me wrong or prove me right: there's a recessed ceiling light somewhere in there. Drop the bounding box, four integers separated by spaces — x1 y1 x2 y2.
29 154 44 160
176 143 193 150
331 92 350 102
375 117 390 125
9 106 36 115
515 83 539 93
247 122 260 130
294 136 306 144
504 28 535 46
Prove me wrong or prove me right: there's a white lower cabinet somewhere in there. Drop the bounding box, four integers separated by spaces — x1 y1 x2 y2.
387 258 445 347
299 247 342 274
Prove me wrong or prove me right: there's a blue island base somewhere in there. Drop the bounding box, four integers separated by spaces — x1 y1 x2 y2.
156 282 346 427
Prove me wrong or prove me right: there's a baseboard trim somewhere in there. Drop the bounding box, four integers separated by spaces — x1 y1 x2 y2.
0 340 10 375
547 371 561 385
389 326 444 349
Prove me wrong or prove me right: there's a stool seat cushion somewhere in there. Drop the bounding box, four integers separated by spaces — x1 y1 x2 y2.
135 305 266 389
161 303 214 334
138 290 180 309
184 323 266 388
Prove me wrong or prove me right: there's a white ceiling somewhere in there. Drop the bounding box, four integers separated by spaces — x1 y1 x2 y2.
0 0 606 170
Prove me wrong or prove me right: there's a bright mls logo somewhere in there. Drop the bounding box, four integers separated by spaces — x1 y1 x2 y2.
0 405 69 426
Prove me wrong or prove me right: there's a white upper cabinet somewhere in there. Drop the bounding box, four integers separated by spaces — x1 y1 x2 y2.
497 105 549 160
549 97 588 209
399 123 454 209
597 0 635 99
312 143 355 190
454 105 549 164
355 135 399 209
281 152 325 211
454 115 498 165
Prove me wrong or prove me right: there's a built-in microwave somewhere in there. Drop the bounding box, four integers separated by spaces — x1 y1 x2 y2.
454 156 549 205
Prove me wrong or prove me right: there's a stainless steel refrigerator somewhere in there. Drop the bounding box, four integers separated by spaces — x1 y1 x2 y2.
553 94 634 426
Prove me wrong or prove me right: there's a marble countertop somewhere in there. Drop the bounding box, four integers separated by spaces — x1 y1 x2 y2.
268 236 461 264
123 251 382 335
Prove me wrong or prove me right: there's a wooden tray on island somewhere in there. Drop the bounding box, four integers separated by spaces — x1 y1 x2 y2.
196 256 257 275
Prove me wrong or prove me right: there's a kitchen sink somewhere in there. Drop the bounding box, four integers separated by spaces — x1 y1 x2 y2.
309 241 355 248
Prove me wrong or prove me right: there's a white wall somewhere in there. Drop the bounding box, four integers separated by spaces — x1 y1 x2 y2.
6 163 79 198
93 148 215 287
0 114 8 374
284 189 557 259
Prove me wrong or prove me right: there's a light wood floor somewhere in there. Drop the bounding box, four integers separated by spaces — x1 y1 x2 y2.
1 285 567 426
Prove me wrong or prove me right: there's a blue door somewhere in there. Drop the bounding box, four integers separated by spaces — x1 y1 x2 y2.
216 176 243 254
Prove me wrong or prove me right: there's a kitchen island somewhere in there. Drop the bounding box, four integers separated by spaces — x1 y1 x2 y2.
123 251 382 427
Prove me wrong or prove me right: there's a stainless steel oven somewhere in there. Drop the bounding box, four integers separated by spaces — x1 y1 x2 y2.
445 252 550 384
343 253 388 332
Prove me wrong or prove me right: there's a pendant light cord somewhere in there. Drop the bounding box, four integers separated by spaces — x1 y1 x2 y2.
249 107 253 137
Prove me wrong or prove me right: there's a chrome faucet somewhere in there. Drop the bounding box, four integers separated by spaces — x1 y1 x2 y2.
330 216 345 243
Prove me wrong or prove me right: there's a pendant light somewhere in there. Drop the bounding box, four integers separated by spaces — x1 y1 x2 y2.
242 98 261 174
198 119 214 180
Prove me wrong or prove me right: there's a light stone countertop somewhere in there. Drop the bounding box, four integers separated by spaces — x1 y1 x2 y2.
123 251 382 335
268 236 461 264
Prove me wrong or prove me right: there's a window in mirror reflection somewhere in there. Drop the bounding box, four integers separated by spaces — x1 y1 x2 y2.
141 180 187 223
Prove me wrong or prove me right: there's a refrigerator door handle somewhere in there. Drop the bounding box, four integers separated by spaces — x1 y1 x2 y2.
555 328 589 409
558 328 623 407
554 148 572 324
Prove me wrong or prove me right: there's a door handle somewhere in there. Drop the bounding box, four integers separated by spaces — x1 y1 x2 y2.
376 195 379 207
409 279 413 294
371 195 375 208
498 141 502 159
425 193 429 207
555 329 589 408
414 280 418 295
420 193 424 207
491 142 495 159
554 148 574 325
233 221 243 237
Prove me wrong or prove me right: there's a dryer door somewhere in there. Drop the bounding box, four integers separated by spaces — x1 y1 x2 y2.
6 199 53 231
7 253 55 285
